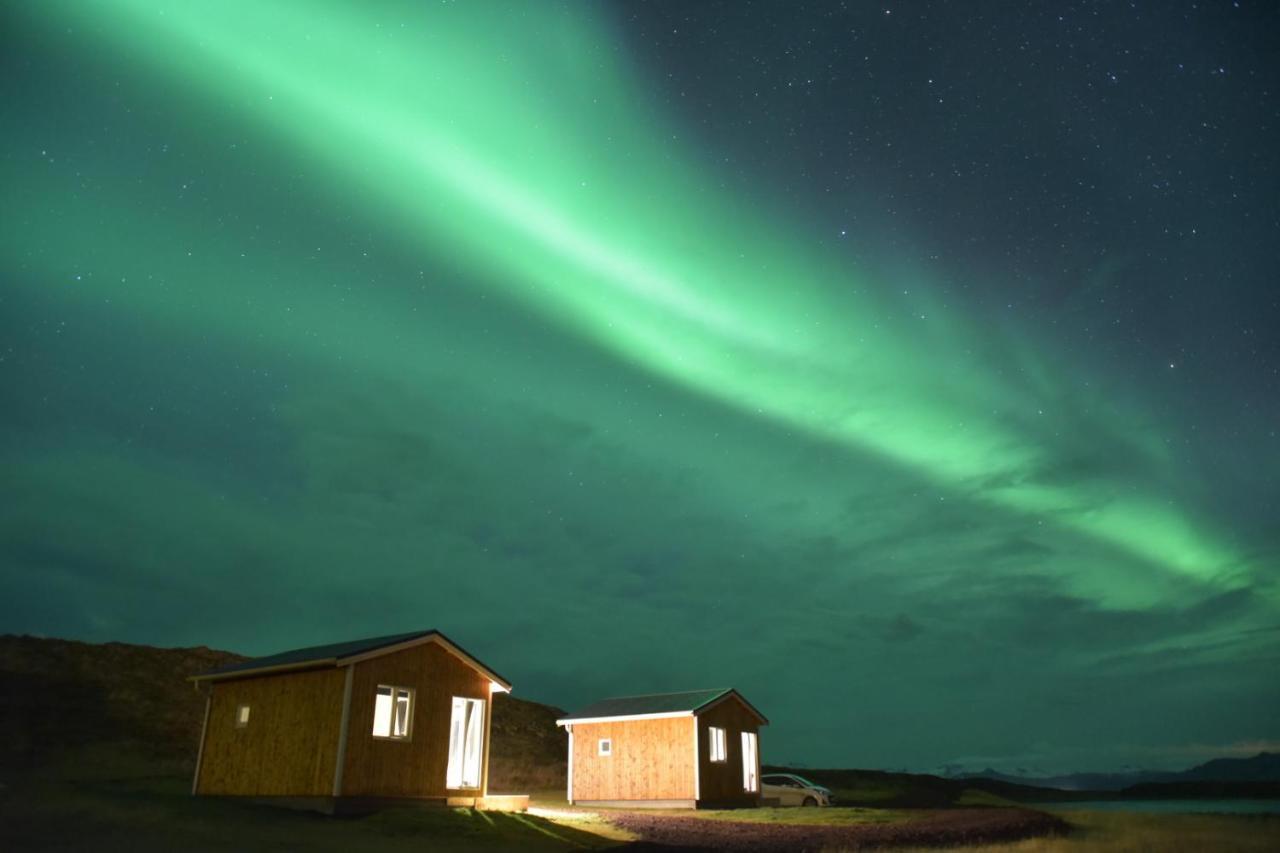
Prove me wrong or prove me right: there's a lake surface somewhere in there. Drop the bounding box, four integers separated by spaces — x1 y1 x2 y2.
1046 799 1280 815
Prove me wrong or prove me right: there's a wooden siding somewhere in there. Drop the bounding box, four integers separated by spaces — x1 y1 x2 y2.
696 695 762 805
195 667 346 796
339 641 491 798
570 717 696 802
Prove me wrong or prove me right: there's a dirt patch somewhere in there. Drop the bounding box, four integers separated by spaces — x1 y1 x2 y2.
609 808 1069 851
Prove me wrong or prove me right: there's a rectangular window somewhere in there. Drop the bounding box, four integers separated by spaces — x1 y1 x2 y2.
372 685 414 739
709 726 727 762
235 704 250 728
598 738 612 757
446 696 485 789
741 732 759 792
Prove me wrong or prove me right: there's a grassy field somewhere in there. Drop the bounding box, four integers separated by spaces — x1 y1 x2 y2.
525 788 920 827
5 770 1277 851
0 775 628 852
887 809 1280 853
642 804 918 825
534 792 1278 851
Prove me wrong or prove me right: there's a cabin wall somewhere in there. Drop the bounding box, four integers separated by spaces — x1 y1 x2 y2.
696 697 761 806
196 667 346 796
570 717 696 802
339 642 492 798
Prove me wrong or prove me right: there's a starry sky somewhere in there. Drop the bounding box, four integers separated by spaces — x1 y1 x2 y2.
2 1 1277 775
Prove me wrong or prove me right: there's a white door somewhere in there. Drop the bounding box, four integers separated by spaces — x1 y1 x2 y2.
446 697 485 789
741 732 758 793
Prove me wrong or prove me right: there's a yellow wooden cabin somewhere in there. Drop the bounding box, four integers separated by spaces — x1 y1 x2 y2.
556 688 768 808
190 629 526 813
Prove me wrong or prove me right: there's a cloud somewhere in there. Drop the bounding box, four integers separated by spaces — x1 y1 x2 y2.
883 613 924 643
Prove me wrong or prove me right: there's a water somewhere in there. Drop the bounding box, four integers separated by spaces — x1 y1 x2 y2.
1046 799 1280 815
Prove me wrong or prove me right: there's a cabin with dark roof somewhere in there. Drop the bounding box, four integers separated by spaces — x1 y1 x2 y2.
189 629 525 813
556 688 767 808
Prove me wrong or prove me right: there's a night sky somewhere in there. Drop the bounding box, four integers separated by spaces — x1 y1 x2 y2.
2 1 1277 775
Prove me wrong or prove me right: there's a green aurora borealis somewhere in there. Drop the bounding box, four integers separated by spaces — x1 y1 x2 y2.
2 1 1277 772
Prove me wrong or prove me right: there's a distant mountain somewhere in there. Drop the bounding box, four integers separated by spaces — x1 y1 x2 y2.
1183 752 1280 782
0 634 566 790
764 764 1085 807
948 767 1163 792
947 752 1280 792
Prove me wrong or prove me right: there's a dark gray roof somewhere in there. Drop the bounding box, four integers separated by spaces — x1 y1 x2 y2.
192 629 510 688
558 688 768 724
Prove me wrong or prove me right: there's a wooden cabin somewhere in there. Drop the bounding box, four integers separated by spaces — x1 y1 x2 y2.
190 629 526 813
556 688 768 808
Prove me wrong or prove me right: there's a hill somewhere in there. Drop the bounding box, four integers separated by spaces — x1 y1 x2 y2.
1183 752 1280 783
0 634 565 790
764 764 1089 808
947 752 1280 793
767 763 1280 807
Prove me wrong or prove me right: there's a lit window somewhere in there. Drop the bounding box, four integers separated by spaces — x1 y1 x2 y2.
598 738 612 757
709 726 727 762
235 704 250 728
741 732 759 792
372 685 414 739
446 697 485 789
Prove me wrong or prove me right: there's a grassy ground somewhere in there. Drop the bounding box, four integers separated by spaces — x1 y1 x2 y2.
646 805 919 825
883 810 1280 853
527 790 921 828
6 773 1274 851
529 790 1277 852
677 803 1280 851
0 775 627 852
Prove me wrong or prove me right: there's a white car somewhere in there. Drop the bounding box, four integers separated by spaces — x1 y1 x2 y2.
760 772 834 806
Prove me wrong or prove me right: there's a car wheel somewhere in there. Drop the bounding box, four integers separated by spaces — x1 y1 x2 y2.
802 796 817 807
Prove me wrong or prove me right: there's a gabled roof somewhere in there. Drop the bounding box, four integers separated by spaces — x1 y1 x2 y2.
556 688 768 726
190 629 511 690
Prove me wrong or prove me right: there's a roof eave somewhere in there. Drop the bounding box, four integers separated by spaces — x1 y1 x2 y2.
189 631 513 692
334 631 513 691
556 710 695 727
189 658 337 683
695 689 770 726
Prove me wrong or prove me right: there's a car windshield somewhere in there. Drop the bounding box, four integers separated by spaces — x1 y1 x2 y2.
791 775 819 788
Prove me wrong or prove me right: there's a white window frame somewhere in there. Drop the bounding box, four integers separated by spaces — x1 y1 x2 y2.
372 684 415 740
708 726 727 762
598 737 612 757
235 704 250 728
741 731 759 792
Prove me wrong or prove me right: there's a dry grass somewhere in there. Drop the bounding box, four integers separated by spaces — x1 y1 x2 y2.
874 809 1280 853
657 805 919 825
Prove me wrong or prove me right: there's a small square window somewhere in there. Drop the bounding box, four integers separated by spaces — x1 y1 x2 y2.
709 726 727 762
373 685 414 739
235 704 250 728
598 738 612 757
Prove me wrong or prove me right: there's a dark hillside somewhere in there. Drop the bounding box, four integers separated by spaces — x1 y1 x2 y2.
950 751 1280 791
0 635 242 773
769 764 1280 807
1182 753 1280 783
763 764 1086 807
0 635 566 791
489 692 567 791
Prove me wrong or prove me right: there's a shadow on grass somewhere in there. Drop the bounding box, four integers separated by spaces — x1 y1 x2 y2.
0 773 621 852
